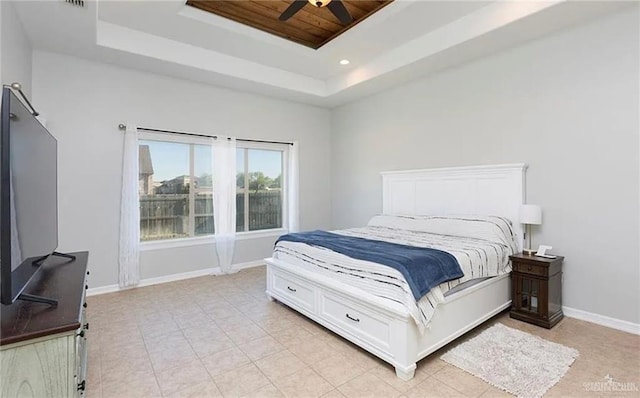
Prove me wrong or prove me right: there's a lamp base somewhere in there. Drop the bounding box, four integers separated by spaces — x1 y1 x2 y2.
523 248 537 255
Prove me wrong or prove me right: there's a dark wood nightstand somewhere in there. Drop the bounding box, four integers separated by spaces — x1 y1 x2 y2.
510 253 564 328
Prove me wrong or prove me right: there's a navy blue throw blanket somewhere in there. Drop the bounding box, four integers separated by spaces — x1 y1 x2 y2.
276 230 463 300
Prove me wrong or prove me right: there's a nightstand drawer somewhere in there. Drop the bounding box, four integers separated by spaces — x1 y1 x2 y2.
514 262 547 277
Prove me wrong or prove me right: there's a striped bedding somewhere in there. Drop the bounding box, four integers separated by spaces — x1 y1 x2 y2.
273 215 519 331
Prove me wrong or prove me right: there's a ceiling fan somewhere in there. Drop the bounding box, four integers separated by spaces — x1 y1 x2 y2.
279 0 353 25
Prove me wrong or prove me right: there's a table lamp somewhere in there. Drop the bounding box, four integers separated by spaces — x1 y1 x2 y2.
520 204 542 255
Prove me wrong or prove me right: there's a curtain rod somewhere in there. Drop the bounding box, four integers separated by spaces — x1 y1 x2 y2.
117 124 294 146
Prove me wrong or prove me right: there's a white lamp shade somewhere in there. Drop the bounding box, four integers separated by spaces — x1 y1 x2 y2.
520 204 542 225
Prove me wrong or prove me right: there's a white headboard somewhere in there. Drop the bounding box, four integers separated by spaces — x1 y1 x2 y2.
381 164 527 250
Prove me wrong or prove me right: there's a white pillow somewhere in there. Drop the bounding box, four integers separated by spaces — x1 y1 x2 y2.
368 214 518 253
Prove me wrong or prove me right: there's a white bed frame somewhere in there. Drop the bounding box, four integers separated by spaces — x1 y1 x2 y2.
265 163 527 380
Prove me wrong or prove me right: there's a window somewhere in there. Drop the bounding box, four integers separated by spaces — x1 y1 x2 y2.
138 139 213 241
138 137 288 243
236 145 285 232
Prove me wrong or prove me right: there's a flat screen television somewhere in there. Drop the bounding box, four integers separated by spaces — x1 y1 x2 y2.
1 86 61 305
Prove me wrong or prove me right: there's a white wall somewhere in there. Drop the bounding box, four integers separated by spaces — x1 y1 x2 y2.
331 10 639 324
32 51 331 288
0 1 32 96
0 0 3 85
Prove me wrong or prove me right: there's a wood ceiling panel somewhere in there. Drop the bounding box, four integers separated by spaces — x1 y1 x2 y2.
186 0 393 49
242 2 334 38
250 1 344 33
341 2 369 20
191 0 322 47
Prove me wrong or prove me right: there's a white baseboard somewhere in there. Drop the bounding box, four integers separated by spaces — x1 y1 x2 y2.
231 259 266 271
86 284 120 296
138 267 218 287
563 306 640 335
86 269 639 336
86 260 265 297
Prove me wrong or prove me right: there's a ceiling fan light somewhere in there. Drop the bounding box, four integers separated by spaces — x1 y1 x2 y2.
308 0 331 8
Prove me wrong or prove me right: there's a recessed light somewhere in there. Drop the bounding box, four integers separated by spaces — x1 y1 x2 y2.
339 59 350 65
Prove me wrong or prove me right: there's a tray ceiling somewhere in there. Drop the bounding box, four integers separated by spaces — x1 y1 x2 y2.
186 0 393 49
12 0 634 107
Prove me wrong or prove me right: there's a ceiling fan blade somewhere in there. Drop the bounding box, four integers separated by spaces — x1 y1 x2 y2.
327 0 352 24
279 0 308 21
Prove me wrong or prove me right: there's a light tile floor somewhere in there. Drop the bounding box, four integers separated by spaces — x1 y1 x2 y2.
86 266 640 398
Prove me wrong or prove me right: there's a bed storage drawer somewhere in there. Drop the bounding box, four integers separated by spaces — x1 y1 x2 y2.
272 271 315 312
318 292 391 350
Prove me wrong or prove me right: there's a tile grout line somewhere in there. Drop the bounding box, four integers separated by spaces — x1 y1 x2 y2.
91 268 629 398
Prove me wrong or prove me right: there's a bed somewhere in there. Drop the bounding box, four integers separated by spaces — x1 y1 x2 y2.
265 164 527 380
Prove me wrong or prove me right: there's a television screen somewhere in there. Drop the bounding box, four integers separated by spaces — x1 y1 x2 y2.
1 87 58 304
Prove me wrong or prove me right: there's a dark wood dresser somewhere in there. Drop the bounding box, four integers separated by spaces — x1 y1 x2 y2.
510 252 564 328
1 251 89 397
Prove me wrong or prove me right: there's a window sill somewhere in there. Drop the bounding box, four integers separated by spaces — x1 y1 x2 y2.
139 228 288 252
236 228 288 241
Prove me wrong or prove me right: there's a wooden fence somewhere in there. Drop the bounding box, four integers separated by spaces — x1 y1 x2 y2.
237 191 282 231
140 191 282 241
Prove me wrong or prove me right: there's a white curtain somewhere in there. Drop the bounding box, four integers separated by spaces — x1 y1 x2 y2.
118 124 140 288
287 141 300 233
212 136 237 274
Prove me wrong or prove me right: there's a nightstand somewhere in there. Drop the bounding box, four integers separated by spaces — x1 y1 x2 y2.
510 253 564 328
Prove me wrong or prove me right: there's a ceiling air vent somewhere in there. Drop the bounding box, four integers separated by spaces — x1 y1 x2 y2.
64 0 85 7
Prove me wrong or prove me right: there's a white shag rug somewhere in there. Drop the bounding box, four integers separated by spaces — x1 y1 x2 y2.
441 323 579 398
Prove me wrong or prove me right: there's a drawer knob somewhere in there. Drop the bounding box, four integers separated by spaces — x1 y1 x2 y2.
287 286 297 293
527 266 532 271
345 313 360 323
